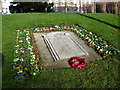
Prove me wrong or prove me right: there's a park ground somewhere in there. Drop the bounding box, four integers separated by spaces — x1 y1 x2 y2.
2 13 120 88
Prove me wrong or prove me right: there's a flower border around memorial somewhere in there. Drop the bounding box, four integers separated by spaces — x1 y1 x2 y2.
12 24 120 80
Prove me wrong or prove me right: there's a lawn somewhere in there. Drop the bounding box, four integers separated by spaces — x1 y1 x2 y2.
2 13 119 88
83 13 119 28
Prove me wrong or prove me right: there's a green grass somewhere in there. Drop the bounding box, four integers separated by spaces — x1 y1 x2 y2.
83 13 119 27
2 13 119 88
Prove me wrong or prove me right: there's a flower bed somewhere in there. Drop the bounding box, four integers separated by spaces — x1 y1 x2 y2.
12 24 120 80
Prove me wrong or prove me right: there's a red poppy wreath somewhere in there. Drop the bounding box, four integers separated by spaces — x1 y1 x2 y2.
69 57 86 69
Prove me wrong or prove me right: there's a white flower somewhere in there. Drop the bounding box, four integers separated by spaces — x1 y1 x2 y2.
79 33 82 35
19 40 23 42
106 51 109 54
26 38 29 41
89 32 92 34
24 30 27 32
20 58 24 61
106 45 108 47
33 73 36 75
32 55 35 59
21 50 24 53
15 45 19 48
30 59 34 61
55 25 58 28
27 41 30 44
15 50 18 53
92 42 95 45
94 35 97 38
14 58 19 62
95 38 98 40
18 70 23 73
50 27 53 30
30 52 34 54
100 49 103 51
88 39 91 42
86 37 89 39
97 46 100 49
82 34 84 37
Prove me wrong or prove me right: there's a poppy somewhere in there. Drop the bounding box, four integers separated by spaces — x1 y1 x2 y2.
99 51 103 53
34 48 37 50
37 56 40 59
31 39 34 41
18 66 23 69
35 51 39 53
103 53 106 55
37 62 42 65
20 55 24 58
34 45 37 47
89 44 94 47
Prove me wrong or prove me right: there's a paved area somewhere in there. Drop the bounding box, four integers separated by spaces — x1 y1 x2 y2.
34 31 102 71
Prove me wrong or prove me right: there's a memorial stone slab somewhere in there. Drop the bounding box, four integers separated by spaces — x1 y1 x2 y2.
34 31 102 71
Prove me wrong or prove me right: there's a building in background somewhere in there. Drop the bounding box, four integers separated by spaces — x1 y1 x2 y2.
1 0 119 14
1 0 88 14
49 0 90 13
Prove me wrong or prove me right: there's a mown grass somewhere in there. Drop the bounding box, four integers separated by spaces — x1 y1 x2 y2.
83 13 119 27
2 13 119 88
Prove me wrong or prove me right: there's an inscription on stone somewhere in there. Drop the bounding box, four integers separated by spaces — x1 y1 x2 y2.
42 32 88 61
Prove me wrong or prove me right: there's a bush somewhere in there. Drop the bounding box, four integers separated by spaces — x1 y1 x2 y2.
9 2 54 13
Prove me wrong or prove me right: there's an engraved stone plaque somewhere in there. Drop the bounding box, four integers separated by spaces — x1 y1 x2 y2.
42 32 88 61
